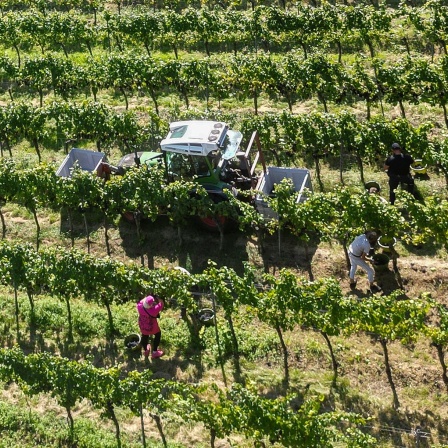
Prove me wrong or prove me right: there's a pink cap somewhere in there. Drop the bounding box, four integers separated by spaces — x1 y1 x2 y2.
143 296 155 309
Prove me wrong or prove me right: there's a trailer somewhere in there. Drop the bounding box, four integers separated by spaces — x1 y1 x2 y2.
255 167 313 220
56 148 109 178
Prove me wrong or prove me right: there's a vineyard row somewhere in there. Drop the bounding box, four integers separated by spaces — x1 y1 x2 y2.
0 240 448 418
0 346 376 447
0 3 447 58
1 153 448 249
3 49 448 122
0 240 447 411
0 102 446 177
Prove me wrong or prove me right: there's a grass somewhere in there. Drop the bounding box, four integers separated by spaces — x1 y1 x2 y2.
0 397 152 448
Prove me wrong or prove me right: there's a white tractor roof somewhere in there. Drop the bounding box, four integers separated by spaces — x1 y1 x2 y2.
160 120 230 156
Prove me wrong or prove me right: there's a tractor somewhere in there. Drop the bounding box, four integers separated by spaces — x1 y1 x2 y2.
57 120 312 231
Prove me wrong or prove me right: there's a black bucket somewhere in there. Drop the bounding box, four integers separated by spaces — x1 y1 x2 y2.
372 253 390 271
365 180 381 192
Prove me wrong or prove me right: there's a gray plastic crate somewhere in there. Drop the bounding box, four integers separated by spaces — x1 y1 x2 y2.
56 148 107 178
255 167 312 220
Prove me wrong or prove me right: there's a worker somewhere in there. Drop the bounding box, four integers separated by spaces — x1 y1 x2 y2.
136 294 165 359
348 231 382 293
383 143 415 205
367 186 388 204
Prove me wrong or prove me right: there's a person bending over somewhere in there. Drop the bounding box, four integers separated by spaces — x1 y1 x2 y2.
348 231 382 293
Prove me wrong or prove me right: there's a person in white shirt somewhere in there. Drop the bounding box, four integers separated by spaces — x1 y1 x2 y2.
348 231 382 293
368 186 388 204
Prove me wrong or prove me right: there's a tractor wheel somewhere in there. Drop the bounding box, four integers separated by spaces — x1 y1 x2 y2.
195 192 237 233
196 215 230 233
122 211 136 223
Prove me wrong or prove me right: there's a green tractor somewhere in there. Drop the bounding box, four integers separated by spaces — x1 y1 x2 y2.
117 120 266 231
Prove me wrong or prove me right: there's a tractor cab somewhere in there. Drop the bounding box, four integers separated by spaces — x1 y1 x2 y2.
161 120 243 187
116 119 265 197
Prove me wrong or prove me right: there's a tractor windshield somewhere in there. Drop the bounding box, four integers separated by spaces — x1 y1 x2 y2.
166 153 212 179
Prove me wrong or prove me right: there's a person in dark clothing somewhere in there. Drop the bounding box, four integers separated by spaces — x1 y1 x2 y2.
383 143 415 205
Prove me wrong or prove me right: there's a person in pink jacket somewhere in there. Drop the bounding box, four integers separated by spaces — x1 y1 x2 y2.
136 294 165 359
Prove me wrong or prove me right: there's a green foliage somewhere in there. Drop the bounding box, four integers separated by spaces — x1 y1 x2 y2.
0 3 447 446
266 183 407 245
227 382 376 447
0 400 133 448
353 290 431 345
25 296 66 332
72 305 108 338
424 297 448 347
232 321 277 360
255 269 302 333
297 277 356 338
399 192 448 246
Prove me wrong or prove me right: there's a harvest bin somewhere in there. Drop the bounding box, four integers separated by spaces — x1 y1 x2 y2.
124 333 141 351
372 253 390 272
255 167 312 220
411 159 427 175
378 236 397 252
56 148 107 178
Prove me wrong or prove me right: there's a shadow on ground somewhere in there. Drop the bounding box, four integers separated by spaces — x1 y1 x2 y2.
118 215 319 275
